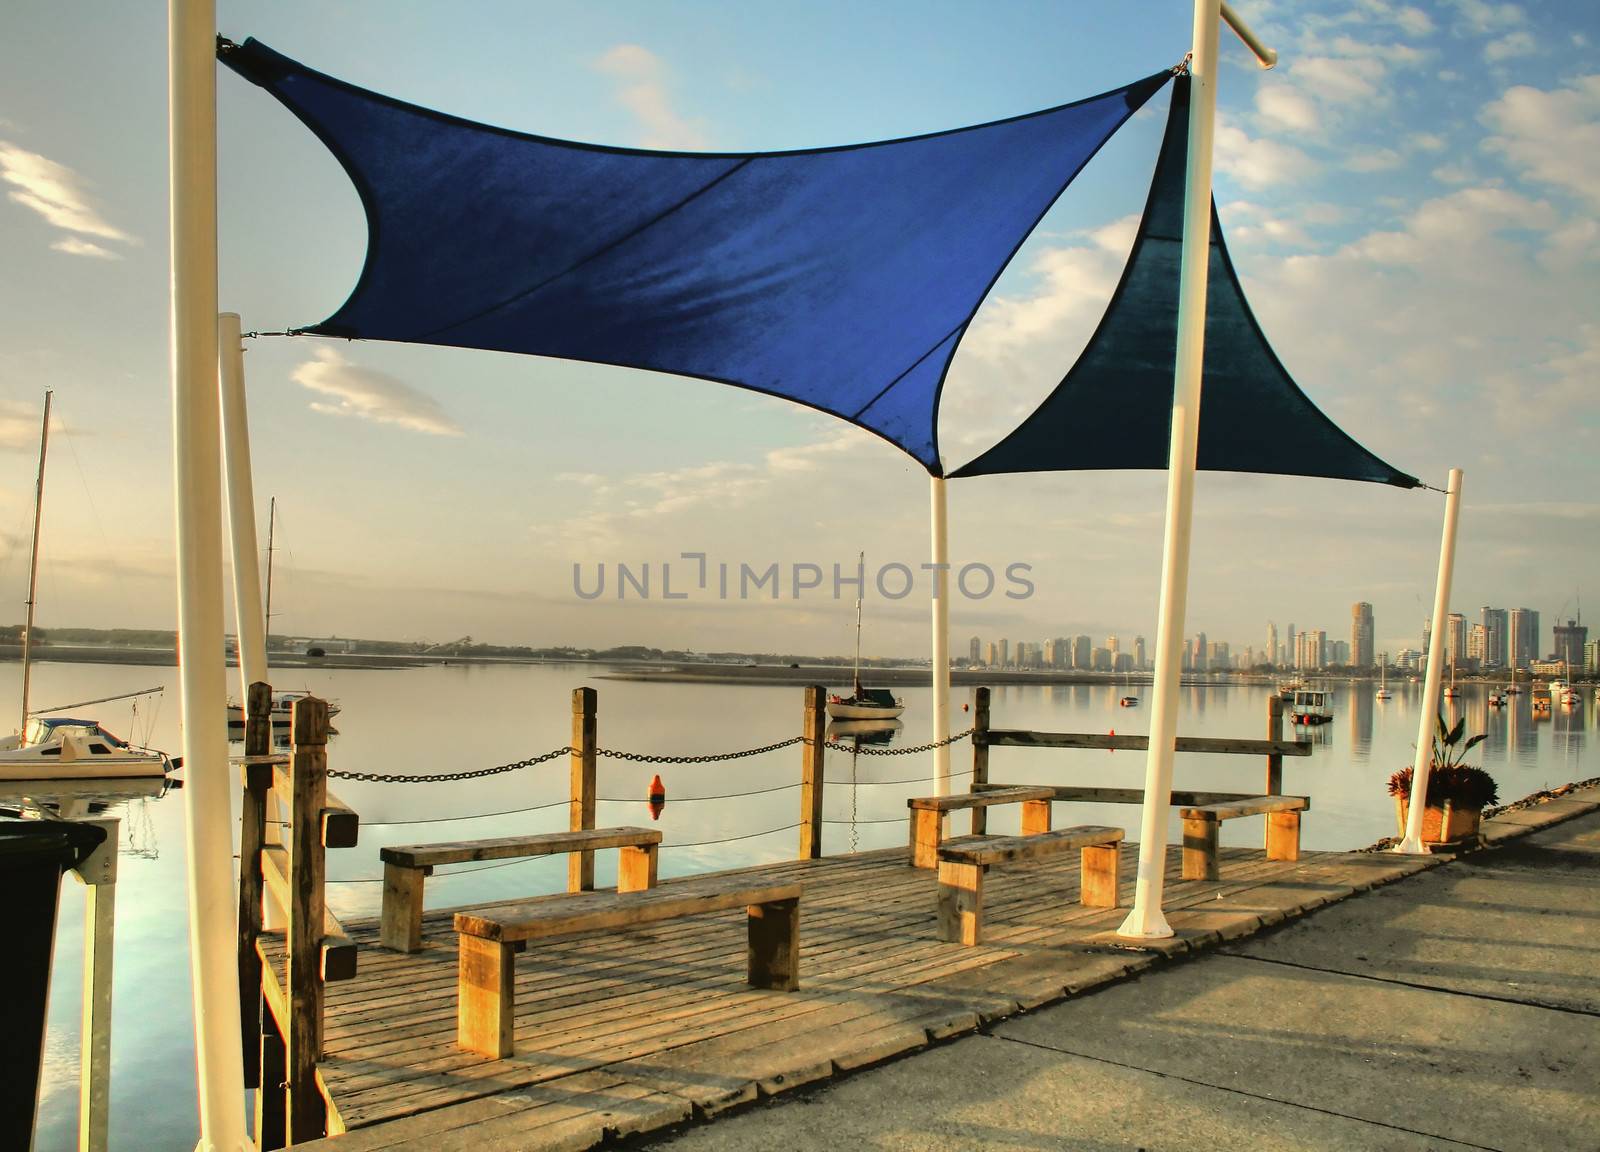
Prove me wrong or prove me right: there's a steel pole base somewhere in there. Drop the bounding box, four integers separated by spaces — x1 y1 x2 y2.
1116 902 1174 939
1392 837 1428 855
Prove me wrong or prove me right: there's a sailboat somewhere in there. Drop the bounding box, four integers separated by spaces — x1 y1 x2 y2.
1442 655 1461 699
826 553 904 721
224 497 341 732
0 392 173 780
1375 664 1391 700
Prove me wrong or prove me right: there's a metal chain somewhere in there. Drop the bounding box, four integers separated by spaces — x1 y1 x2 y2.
328 746 572 783
823 728 973 756
595 736 804 764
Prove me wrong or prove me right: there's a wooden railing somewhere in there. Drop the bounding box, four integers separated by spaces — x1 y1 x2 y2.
237 684 360 1148
970 687 1311 845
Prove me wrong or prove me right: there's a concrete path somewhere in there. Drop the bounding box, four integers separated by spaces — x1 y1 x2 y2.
635 807 1600 1152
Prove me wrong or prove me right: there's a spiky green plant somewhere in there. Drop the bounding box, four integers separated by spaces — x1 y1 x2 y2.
1387 711 1497 810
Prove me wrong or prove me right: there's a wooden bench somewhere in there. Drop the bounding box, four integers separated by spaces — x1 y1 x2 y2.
1180 795 1309 880
907 786 1056 869
378 826 661 952
454 876 803 1058
936 825 1124 945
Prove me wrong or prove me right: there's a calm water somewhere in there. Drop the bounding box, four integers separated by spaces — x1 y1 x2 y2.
13 659 1592 1149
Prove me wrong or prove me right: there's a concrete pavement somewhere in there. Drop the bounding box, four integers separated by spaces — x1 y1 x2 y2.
633 805 1600 1152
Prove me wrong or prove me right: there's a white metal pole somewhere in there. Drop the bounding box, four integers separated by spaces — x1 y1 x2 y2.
219 313 269 690
930 475 952 798
1118 0 1225 939
170 2 252 1148
1396 468 1463 854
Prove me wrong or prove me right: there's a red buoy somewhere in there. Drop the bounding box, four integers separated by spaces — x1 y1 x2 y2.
647 773 666 820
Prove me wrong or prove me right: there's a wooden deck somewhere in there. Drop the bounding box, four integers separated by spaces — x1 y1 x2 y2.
272 835 1450 1150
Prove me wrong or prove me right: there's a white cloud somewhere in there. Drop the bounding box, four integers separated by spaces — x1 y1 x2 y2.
1444 0 1525 34
1255 83 1320 134
1410 132 1447 152
1483 29 1535 62
0 139 135 253
1214 119 1316 189
1294 55 1389 104
50 237 119 260
1347 148 1403 172
1481 75 1600 207
291 347 463 436
593 44 709 150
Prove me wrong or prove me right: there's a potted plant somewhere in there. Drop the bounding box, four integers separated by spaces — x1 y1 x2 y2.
1388 712 1497 847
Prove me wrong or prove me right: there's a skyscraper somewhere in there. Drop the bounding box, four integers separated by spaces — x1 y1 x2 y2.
1266 621 1278 667
1072 635 1091 669
1351 602 1374 668
969 636 982 665
1508 608 1539 668
1446 613 1468 667
1480 606 1508 668
1134 635 1147 670
997 638 1009 669
1194 631 1208 672
1286 624 1296 669
1554 619 1588 669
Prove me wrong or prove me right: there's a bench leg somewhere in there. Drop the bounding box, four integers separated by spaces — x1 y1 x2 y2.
937 860 983 946
1021 798 1052 837
380 862 426 953
747 897 801 991
1080 843 1121 908
1266 810 1301 862
458 935 516 1058
910 808 942 869
1182 817 1220 881
618 843 658 892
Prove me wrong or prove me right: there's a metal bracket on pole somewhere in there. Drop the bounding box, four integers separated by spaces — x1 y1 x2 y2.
1220 2 1278 67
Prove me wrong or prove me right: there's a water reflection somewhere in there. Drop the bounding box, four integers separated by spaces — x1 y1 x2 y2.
1348 687 1373 760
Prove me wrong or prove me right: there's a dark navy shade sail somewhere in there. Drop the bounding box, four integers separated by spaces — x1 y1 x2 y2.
953 77 1417 488
219 38 1173 473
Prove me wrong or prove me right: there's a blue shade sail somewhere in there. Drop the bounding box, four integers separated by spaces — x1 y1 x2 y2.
219 38 1173 473
952 76 1417 488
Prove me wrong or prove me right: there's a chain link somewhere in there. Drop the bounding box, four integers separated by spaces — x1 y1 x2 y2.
328 745 572 784
595 736 804 764
823 728 972 756
327 727 967 783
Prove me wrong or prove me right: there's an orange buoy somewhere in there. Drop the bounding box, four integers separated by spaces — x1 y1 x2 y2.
647 773 666 820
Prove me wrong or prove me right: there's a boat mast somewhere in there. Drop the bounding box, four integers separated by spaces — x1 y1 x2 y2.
19 390 52 734
852 550 864 698
263 495 275 645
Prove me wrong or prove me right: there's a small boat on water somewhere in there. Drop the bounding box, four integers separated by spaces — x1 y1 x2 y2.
1562 689 1581 709
0 717 173 781
1487 691 1506 707
1375 666 1392 701
1118 695 1139 707
825 553 904 722
227 690 342 732
1290 689 1332 726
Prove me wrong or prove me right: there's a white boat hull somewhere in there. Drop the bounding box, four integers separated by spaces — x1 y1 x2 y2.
825 701 905 721
0 753 169 781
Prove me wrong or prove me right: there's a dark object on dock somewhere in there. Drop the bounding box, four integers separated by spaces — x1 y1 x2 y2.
0 816 106 1146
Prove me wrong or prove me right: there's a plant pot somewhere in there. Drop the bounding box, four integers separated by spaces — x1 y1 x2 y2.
1395 796 1482 850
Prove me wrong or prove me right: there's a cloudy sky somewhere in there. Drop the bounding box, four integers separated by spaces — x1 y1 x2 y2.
0 1 1594 661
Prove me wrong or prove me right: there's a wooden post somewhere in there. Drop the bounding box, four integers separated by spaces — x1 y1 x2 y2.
1020 798 1052 837
798 686 826 859
1265 693 1283 795
617 843 658 893
1182 814 1220 881
746 898 801 991
937 860 983 945
256 1012 287 1150
379 863 427 953
1266 809 1301 861
237 680 271 1085
72 818 118 1152
970 687 990 834
1080 843 1121 908
457 935 516 1059
285 696 330 1143
569 687 597 892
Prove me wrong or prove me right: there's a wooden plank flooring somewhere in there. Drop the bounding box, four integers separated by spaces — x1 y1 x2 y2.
278 838 1446 1150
